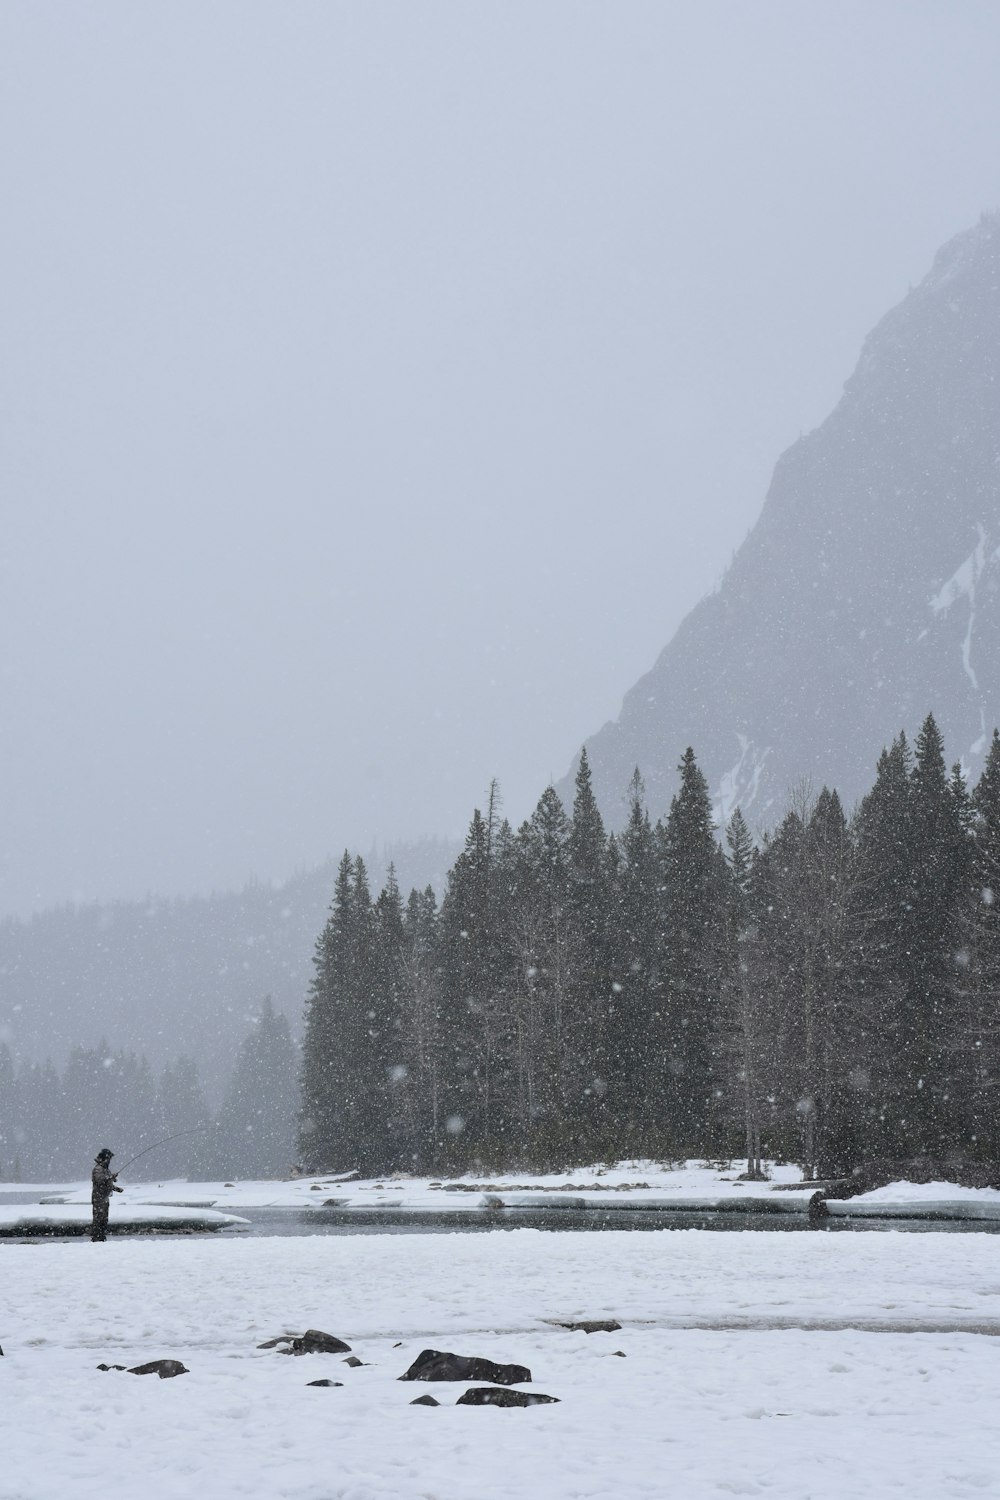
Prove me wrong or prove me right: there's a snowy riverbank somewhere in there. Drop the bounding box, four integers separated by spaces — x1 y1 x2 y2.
0 1202 249 1236
5 1225 1000 1498
11 1159 1000 1222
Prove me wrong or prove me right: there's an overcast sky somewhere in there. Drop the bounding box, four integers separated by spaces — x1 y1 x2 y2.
3 2 1000 919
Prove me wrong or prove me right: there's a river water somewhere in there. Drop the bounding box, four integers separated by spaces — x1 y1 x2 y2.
4 1191 1000 1237
230 1206 1000 1237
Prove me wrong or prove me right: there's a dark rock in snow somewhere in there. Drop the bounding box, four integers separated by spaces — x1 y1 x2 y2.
409 1394 441 1406
456 1387 559 1407
290 1329 351 1355
306 1379 343 1387
128 1359 189 1378
97 1363 128 1371
556 1319 622 1334
260 1329 351 1355
399 1349 531 1385
343 1356 366 1368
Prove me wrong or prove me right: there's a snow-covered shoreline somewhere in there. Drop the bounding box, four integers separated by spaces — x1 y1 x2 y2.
8 1159 1000 1223
0 1202 249 1236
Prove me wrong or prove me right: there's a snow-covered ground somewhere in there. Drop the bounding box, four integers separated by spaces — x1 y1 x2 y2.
13 1158 810 1210
5 1215 1000 1498
827 1185 1000 1220
0 1202 248 1235
17 1158 1000 1219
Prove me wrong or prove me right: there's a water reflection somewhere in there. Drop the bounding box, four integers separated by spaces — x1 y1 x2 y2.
234 1207 1000 1237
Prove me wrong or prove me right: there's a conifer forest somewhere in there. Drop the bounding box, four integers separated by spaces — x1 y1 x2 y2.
7 712 1000 1186
0 999 298 1181
299 715 1000 1183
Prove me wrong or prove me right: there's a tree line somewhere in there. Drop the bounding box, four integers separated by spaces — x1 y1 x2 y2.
299 715 1000 1182
0 999 297 1181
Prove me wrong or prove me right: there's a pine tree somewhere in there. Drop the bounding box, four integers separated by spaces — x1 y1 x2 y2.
718 808 769 1176
568 749 608 929
848 734 914 1158
903 714 968 1154
210 1000 299 1178
371 866 407 1171
748 806 810 1164
567 747 613 1146
14 1060 61 1179
154 1056 212 1177
509 787 579 1160
959 732 1000 1154
797 787 853 1177
437 787 515 1166
298 852 358 1171
0 1042 14 1179
397 884 443 1168
606 769 662 1150
660 748 724 1153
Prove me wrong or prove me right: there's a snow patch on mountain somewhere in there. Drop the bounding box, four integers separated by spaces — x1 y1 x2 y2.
929 525 1000 693
930 526 989 618
714 734 771 825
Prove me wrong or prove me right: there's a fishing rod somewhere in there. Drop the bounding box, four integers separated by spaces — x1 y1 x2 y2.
116 1127 208 1175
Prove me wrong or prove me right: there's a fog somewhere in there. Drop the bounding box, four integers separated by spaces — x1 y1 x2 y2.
3 2 1000 919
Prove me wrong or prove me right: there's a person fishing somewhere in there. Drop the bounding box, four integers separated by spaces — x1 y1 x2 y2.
91 1147 123 1242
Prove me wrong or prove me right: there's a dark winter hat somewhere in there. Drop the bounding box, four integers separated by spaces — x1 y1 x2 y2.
96 1148 114 1162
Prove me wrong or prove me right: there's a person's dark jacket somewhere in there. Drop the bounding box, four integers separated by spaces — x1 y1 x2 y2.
91 1163 123 1204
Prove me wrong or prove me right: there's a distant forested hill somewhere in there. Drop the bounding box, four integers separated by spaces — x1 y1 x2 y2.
0 839 456 1101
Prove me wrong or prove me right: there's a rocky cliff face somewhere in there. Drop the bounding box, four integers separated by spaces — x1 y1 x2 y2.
572 213 1000 830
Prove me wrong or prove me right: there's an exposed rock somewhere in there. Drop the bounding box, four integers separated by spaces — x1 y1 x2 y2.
292 1329 351 1355
399 1349 531 1385
306 1378 343 1387
260 1329 351 1354
343 1356 366 1368
610 1350 627 1358
96 1363 128 1371
556 1319 622 1334
410 1394 441 1406
128 1359 189 1378
456 1386 559 1407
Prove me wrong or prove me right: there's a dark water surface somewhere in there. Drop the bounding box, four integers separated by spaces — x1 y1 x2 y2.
4 1191 1000 1239
232 1206 1000 1237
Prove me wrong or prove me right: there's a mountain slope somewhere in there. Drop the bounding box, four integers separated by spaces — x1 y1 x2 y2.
573 213 1000 829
